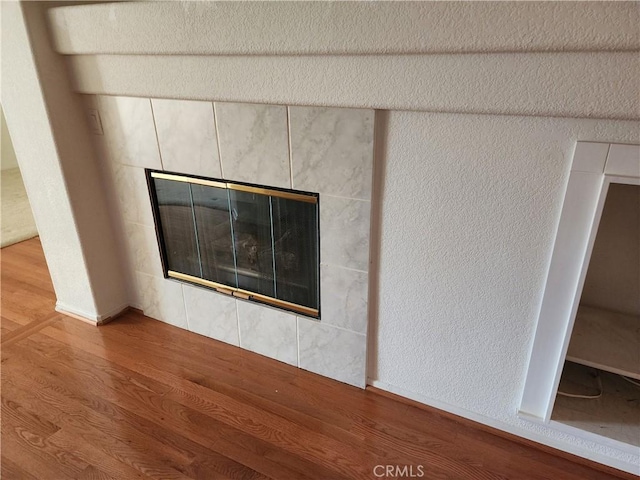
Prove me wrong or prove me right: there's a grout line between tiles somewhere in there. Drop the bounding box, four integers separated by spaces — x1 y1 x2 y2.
212 102 225 177
325 323 367 337
181 285 191 331
298 315 366 337
321 193 372 203
320 263 369 274
148 99 165 170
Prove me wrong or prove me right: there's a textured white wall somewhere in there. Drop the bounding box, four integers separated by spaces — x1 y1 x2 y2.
370 111 640 469
48 2 640 55
50 2 640 119
2 1 96 314
66 52 640 120
1 105 19 171
1 2 128 320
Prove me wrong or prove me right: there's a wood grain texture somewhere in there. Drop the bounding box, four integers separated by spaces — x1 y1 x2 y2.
1 238 634 479
1 238 55 334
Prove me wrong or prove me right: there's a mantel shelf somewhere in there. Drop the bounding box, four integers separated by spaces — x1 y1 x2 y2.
567 305 640 380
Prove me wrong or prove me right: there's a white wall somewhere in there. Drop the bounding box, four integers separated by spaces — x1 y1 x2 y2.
1 2 128 320
6 0 640 473
51 2 640 119
65 52 639 120
48 1 640 55
369 111 639 469
1 104 19 171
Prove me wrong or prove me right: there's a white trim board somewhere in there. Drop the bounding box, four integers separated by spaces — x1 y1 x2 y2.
47 3 640 56
66 53 640 121
55 301 130 324
519 142 640 422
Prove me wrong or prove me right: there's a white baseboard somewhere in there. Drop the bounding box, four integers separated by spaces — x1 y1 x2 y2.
95 302 131 322
55 301 130 324
368 379 639 475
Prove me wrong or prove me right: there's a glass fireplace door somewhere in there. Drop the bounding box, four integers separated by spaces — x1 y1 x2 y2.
228 189 276 298
148 170 320 317
191 183 237 288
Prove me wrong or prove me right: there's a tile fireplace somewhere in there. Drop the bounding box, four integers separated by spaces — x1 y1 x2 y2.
91 96 374 387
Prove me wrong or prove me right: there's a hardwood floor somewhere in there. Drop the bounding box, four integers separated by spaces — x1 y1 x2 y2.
1 238 634 479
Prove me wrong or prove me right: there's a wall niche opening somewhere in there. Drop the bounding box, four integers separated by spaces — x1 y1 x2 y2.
146 170 320 318
552 182 639 446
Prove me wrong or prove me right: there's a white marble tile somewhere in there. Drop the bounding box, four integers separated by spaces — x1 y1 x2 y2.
111 164 155 227
122 221 163 278
237 301 297 366
182 284 239 346
321 264 368 334
298 317 366 388
320 195 371 271
290 107 374 199
215 102 290 188
97 96 162 169
151 99 221 178
135 272 187 329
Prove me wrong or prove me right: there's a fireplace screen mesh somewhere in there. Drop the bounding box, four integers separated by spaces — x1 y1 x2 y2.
147 170 319 317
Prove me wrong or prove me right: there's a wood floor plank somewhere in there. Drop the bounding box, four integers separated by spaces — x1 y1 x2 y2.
1 238 633 480
1 440 71 480
1 396 61 439
0 456 40 480
4 371 269 480
30 321 483 480
2 356 198 480
0 255 55 298
1 417 88 479
43 312 464 454
1 312 59 346
0 289 55 326
46 429 150 480
3 377 197 477
0 235 55 333
3 335 337 480
178 453 267 480
74 465 120 480
1 316 23 336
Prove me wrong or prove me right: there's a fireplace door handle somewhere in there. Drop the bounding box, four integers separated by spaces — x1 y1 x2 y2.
232 291 251 300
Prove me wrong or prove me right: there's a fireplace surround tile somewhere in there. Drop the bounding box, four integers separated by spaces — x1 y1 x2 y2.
320 195 371 272
320 264 369 334
183 284 239 346
98 95 162 169
289 106 374 199
135 272 188 329
298 317 367 388
123 221 164 278
237 301 298 366
151 98 221 178
91 94 374 388
215 102 290 189
112 164 155 227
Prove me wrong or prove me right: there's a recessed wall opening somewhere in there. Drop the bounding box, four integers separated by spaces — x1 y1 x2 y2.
552 182 639 446
146 170 320 317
